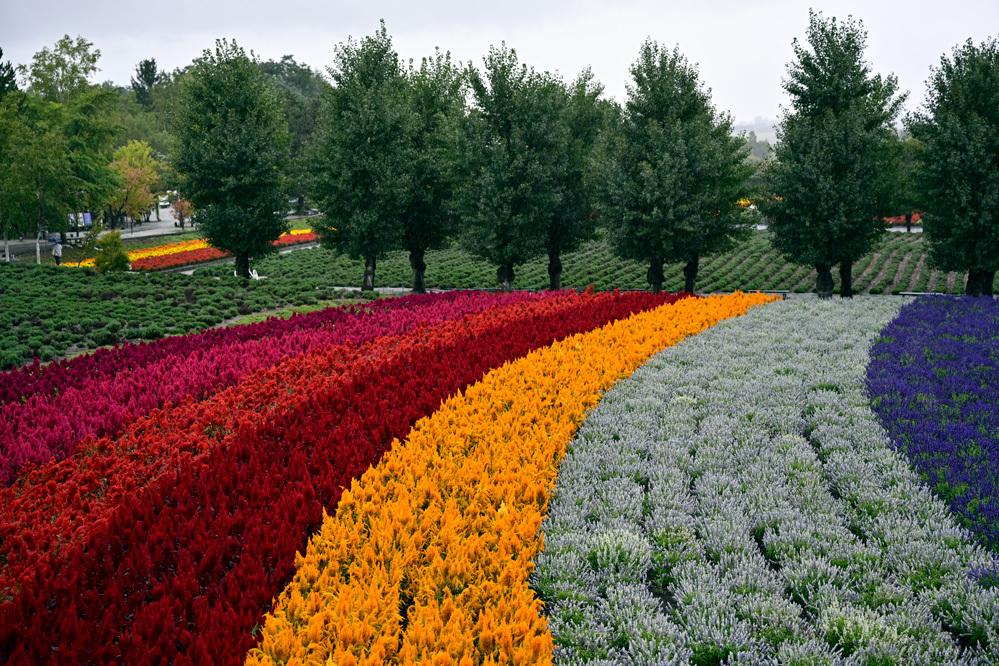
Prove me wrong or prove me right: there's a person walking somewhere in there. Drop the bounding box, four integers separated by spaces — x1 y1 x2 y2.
52 239 63 266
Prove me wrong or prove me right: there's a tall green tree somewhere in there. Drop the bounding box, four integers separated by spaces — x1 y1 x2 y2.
760 11 905 298
17 35 101 104
0 94 79 263
451 44 564 291
309 23 413 291
596 41 754 294
403 48 465 293
908 37 999 296
173 39 289 278
0 47 17 98
130 58 161 107
543 68 605 291
259 55 326 214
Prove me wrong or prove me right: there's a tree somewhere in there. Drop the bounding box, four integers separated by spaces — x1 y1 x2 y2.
309 23 413 291
760 11 904 298
17 35 101 104
108 140 160 228
596 41 754 294
173 40 289 279
0 93 79 263
0 47 17 98
172 197 192 229
259 56 326 214
908 38 999 297
130 58 161 107
63 89 120 237
451 45 563 291
403 48 465 293
543 68 605 291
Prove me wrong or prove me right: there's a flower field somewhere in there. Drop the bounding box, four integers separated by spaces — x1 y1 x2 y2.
74 229 318 271
2 291 998 666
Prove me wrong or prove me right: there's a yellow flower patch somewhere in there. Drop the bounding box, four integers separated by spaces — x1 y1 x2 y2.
246 292 776 666
75 230 313 267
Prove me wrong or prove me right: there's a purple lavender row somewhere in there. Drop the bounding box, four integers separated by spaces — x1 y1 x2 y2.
0 291 546 485
867 295 999 551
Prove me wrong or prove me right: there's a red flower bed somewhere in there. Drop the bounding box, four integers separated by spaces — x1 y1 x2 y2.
0 290 686 664
0 291 541 484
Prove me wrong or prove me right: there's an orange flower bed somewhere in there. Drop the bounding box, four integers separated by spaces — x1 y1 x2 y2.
246 292 777 666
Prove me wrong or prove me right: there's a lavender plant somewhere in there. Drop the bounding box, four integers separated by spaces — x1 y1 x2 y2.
535 297 999 665
867 296 999 552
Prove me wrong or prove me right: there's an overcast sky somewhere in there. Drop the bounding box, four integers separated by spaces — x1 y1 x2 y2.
2 0 997 126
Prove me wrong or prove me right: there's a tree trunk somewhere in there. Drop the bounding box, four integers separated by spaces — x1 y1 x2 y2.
234 252 250 279
683 254 699 294
4 230 9 263
905 212 912 233
496 263 515 292
965 268 995 297
548 250 562 291
984 270 996 296
297 195 305 215
36 198 43 265
816 263 834 299
409 247 427 294
362 255 376 292
646 257 664 295
839 262 853 298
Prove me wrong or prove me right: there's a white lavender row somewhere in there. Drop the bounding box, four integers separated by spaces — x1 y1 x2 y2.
534 296 999 666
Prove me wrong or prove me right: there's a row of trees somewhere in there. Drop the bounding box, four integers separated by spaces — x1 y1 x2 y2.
172 16 999 296
173 27 755 290
5 15 998 296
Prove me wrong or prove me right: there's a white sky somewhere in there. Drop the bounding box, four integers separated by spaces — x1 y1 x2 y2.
2 0 997 125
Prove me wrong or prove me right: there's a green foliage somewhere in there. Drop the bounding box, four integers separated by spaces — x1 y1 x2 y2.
17 34 101 104
0 47 17 98
173 40 289 279
0 259 366 370
309 22 414 291
596 40 755 293
761 11 905 298
451 44 565 291
403 48 465 292
908 37 999 296
0 93 78 247
259 55 326 213
93 231 130 273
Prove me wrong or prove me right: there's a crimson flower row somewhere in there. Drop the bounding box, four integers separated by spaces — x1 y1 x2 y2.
0 291 543 484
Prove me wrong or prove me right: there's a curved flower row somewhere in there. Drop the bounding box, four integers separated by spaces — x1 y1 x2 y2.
73 229 316 269
0 290 505 406
535 297 999 664
246 292 775 666
0 289 684 665
868 296 999 552
1 291 543 484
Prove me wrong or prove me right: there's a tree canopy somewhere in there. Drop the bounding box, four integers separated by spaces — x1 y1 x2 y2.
908 37 999 296
130 59 161 107
761 11 905 298
173 39 289 278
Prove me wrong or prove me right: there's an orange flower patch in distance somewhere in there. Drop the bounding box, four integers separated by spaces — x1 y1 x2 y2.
247 292 777 666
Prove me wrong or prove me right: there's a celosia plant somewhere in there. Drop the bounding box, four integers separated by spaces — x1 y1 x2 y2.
246 292 774 665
